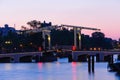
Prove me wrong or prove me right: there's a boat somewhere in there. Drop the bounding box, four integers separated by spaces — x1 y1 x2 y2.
107 61 120 72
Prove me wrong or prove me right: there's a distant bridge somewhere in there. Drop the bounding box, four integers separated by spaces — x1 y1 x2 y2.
0 52 42 63
1 50 120 63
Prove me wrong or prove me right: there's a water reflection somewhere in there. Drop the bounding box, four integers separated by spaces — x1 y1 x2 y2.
71 62 77 80
0 58 120 80
88 72 94 80
5 63 12 70
38 62 42 70
115 73 120 80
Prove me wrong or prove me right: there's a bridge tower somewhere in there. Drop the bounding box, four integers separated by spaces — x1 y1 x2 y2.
42 29 51 50
22 26 53 50
61 24 100 50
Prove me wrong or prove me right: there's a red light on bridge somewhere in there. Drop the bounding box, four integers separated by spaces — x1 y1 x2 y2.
38 47 42 51
72 46 76 51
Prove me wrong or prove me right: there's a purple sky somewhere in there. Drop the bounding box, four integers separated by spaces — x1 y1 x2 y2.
0 0 120 40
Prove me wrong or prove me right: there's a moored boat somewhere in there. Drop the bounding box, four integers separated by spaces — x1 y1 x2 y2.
108 61 120 72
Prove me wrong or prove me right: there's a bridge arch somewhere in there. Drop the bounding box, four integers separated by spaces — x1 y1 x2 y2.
20 55 33 62
0 57 14 63
19 55 40 62
77 54 88 62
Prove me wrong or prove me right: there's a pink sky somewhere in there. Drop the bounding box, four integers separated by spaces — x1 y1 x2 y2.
0 0 120 40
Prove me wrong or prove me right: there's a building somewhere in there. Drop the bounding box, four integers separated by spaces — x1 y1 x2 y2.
0 24 16 36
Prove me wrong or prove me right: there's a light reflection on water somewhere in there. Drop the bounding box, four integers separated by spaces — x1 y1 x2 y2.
0 58 120 80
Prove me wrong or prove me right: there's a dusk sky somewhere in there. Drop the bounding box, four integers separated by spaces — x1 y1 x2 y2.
0 0 120 40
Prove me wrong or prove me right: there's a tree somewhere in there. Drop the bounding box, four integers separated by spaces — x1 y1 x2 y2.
91 32 113 50
81 34 91 50
27 20 41 29
51 28 74 46
91 32 105 48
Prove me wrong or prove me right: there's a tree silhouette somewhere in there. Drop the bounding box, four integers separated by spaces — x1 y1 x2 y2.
27 20 41 29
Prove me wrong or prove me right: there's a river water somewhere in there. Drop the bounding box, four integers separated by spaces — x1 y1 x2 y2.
0 58 120 80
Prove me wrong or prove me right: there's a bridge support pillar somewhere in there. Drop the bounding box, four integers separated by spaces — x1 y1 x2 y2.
96 54 100 62
111 55 113 64
68 54 73 62
99 54 104 62
13 56 20 63
107 55 114 65
72 52 78 62
118 55 120 60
